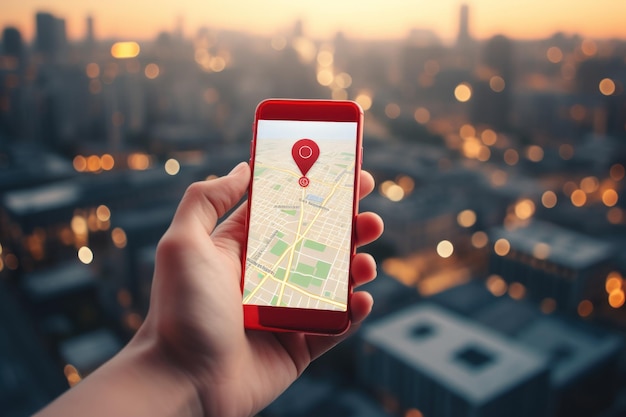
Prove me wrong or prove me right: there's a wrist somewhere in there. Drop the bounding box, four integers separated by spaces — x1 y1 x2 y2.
35 325 204 417
136 321 253 417
123 326 206 417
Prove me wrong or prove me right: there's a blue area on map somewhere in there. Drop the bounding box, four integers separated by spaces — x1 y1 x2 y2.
306 194 324 203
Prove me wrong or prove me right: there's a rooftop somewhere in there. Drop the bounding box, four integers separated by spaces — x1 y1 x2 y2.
22 263 96 302
490 220 614 269
362 303 547 404
516 316 623 388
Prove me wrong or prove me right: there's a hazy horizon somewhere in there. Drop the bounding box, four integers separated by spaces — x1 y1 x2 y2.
3 0 626 44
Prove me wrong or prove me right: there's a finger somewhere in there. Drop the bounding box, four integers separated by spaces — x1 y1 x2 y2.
355 211 384 248
358 170 375 200
350 290 374 324
211 201 248 258
351 252 377 288
170 162 250 235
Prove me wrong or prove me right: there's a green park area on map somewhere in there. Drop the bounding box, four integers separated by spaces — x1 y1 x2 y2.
243 138 356 311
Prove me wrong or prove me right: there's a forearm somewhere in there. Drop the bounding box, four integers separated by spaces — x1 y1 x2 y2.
35 333 203 417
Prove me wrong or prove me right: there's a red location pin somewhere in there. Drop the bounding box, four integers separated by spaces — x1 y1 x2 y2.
292 138 320 188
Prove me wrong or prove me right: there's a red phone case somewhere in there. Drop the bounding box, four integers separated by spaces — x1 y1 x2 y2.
241 99 363 335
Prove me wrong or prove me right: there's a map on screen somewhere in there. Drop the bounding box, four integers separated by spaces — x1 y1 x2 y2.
242 120 358 311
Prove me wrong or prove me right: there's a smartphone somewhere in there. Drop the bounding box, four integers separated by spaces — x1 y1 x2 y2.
241 99 364 334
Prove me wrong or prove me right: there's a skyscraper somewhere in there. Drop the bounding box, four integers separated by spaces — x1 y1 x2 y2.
86 15 94 45
470 34 514 130
457 4 471 49
35 12 67 60
2 27 23 58
35 12 55 54
455 4 475 68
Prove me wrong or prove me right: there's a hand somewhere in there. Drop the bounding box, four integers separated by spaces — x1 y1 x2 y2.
146 161 383 417
35 161 383 417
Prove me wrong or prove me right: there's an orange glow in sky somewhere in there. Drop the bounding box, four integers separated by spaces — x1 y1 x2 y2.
2 0 626 42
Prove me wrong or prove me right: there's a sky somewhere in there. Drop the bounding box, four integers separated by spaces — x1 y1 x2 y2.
2 0 626 43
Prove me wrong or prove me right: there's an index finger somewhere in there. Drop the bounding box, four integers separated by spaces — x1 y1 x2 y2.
359 170 375 200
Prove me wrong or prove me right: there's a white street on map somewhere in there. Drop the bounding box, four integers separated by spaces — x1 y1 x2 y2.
243 136 357 311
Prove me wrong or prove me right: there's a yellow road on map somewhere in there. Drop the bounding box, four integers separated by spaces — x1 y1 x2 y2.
243 138 356 311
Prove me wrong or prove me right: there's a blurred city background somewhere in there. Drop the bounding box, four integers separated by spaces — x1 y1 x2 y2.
1 1 626 416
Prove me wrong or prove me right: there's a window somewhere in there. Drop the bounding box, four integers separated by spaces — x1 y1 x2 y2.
409 322 435 340
454 345 495 370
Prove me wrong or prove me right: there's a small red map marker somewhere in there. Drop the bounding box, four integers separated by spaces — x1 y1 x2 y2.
292 139 320 188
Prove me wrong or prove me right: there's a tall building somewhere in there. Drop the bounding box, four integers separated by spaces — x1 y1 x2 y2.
293 19 304 38
482 35 514 81
0 26 26 138
54 17 67 52
488 221 615 313
35 13 55 55
454 4 475 68
456 4 471 49
470 35 514 130
35 12 66 60
82 15 96 60
2 27 23 58
85 15 94 46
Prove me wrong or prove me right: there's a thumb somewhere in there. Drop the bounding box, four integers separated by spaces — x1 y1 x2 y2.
170 162 250 235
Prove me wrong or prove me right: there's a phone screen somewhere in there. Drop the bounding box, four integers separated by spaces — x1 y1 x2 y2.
242 119 359 312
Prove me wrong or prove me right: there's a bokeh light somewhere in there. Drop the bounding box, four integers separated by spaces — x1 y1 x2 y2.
385 103 401 119
454 83 472 102
486 274 507 297
504 149 519 165
164 158 181 175
532 242 551 260
599 78 616 96
546 46 563 63
541 191 557 208
494 238 511 256
602 189 618 207
436 240 454 258
481 129 497 146
578 300 594 317
457 209 477 228
78 246 94 264
580 176 599 193
570 189 587 207
609 164 624 181
509 282 526 300
145 63 160 79
489 75 505 92
414 107 430 124
355 93 372 111
525 145 544 162
514 199 535 220
96 205 111 222
85 63 100 78
111 228 127 249
111 41 140 59
610 164 625 181
609 290 625 309
471 231 489 248
101 154 115 171
73 155 87 172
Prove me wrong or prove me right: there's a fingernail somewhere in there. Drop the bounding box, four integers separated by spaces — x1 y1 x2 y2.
228 162 248 176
